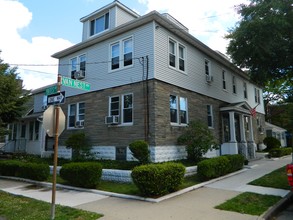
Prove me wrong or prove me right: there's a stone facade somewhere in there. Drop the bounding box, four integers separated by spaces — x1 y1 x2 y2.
58 79 230 161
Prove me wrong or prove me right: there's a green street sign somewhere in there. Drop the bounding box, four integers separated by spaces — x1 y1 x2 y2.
61 76 90 91
45 85 57 95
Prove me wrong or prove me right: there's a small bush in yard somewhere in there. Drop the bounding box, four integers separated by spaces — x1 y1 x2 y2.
224 154 245 172
197 156 230 181
0 160 23 176
131 162 185 197
129 140 150 164
60 162 102 188
16 162 50 181
263 137 281 151
197 155 245 181
269 147 292 158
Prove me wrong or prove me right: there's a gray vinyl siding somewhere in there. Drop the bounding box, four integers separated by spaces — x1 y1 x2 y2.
154 25 265 114
57 22 154 97
33 93 44 113
115 6 137 27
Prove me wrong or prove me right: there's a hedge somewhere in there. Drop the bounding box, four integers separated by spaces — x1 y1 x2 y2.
197 155 245 181
269 147 292 158
0 160 23 176
0 160 49 181
60 162 102 188
16 162 50 181
131 162 185 197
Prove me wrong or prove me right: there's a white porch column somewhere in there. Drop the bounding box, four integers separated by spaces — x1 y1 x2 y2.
239 114 248 158
221 111 238 155
247 116 256 158
229 111 236 143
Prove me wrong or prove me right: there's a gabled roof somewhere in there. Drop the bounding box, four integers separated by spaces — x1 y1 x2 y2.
52 8 250 81
265 122 287 132
220 101 253 115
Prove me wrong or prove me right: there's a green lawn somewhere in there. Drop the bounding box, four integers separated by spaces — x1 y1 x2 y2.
0 191 102 220
215 192 281 216
216 165 289 216
249 166 290 190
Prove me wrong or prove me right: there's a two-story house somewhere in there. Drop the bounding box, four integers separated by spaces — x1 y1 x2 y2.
4 1 266 162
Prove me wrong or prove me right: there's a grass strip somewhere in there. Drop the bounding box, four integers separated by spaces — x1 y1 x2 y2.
249 166 290 190
215 192 281 216
0 191 102 220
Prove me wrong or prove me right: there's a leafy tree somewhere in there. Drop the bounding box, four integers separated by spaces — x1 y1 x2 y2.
226 0 293 94
0 56 30 136
177 120 218 162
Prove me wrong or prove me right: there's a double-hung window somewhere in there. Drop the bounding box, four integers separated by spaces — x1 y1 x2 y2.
232 75 237 94
109 94 133 124
205 59 210 76
110 37 133 71
243 82 248 99
170 95 188 125
255 88 260 104
222 70 226 90
207 105 214 128
90 12 109 36
70 54 86 79
68 102 85 128
169 38 186 72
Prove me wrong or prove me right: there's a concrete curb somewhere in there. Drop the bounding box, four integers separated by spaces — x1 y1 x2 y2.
258 191 293 220
0 168 248 203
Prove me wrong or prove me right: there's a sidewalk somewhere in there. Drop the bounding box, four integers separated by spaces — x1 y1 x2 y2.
0 155 292 220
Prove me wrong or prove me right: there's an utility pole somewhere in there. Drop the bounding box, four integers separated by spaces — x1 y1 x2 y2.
50 74 61 220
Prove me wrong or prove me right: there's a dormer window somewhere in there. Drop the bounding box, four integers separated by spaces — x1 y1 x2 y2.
90 12 109 36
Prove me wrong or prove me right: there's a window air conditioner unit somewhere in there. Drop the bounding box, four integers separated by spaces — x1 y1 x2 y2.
74 70 85 79
206 75 213 82
75 120 84 128
105 115 119 125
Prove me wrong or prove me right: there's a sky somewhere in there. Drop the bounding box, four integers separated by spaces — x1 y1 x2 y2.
0 0 248 90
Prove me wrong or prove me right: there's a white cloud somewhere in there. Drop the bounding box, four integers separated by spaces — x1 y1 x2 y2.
0 0 73 90
140 0 248 54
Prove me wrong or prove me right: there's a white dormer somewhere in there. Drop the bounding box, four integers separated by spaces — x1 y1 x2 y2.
80 0 140 41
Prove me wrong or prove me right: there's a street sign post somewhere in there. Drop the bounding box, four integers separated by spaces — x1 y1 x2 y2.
43 105 65 137
45 85 57 96
47 91 65 106
61 76 90 91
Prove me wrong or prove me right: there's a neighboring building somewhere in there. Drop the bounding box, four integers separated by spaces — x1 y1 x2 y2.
4 1 268 162
265 122 287 147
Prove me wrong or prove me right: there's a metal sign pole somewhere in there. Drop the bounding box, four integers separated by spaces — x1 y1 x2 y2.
51 74 61 220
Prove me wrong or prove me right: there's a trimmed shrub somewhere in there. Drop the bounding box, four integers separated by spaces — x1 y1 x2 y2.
129 140 150 164
131 162 185 197
269 147 292 158
60 162 102 188
224 154 245 173
263 137 281 151
0 160 23 176
197 156 230 181
16 162 50 181
177 120 218 162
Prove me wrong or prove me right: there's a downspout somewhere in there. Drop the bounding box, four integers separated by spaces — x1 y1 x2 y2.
146 56 150 141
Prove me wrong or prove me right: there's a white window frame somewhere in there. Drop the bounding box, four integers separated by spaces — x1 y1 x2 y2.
205 59 211 76
90 12 109 36
70 54 86 78
207 105 214 128
168 38 186 73
232 75 237 94
108 94 133 125
170 95 188 125
109 36 133 72
255 88 261 104
243 82 248 99
67 102 85 129
222 70 226 90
